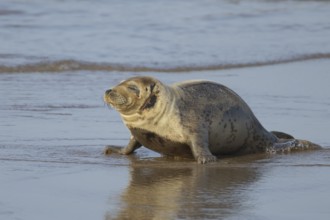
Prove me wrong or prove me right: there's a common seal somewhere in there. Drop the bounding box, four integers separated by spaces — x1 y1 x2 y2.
103 76 321 164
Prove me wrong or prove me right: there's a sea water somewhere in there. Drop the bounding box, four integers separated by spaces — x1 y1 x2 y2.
0 0 330 71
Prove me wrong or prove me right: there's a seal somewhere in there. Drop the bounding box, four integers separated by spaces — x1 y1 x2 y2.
103 76 321 164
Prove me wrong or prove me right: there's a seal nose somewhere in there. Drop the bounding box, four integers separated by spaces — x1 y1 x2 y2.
105 89 112 95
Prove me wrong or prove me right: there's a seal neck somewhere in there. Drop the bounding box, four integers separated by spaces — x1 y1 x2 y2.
121 84 176 127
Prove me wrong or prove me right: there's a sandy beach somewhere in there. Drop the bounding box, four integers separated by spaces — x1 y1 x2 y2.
1 59 330 220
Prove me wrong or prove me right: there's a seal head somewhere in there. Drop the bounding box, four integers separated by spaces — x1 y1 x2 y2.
104 76 159 116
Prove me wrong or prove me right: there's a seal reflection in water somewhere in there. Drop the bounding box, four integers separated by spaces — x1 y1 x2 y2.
105 158 261 220
103 76 321 164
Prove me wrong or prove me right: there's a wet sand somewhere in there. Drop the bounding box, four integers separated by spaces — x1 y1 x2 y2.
1 60 330 220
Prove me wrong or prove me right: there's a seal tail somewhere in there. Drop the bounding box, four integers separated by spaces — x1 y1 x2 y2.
267 139 322 153
270 131 295 140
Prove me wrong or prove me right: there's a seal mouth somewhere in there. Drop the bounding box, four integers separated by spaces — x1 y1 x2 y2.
103 94 114 108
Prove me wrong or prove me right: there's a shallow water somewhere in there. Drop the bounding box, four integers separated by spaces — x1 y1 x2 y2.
0 0 330 71
104 152 330 220
1 60 330 220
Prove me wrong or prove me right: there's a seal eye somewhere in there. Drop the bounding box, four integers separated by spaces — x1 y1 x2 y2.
127 85 140 96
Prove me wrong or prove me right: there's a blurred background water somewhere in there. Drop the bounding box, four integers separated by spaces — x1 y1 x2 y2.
0 0 330 71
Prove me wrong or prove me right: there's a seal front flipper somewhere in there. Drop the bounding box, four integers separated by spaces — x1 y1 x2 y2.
190 134 217 164
104 135 142 155
192 146 217 164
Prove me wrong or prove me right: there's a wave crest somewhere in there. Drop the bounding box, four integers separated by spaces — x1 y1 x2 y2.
1 53 330 73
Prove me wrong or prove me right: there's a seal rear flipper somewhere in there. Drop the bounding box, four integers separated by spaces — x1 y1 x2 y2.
267 139 322 153
270 131 294 140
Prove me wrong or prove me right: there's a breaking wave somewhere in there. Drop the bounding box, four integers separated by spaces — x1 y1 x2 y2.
0 53 330 73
